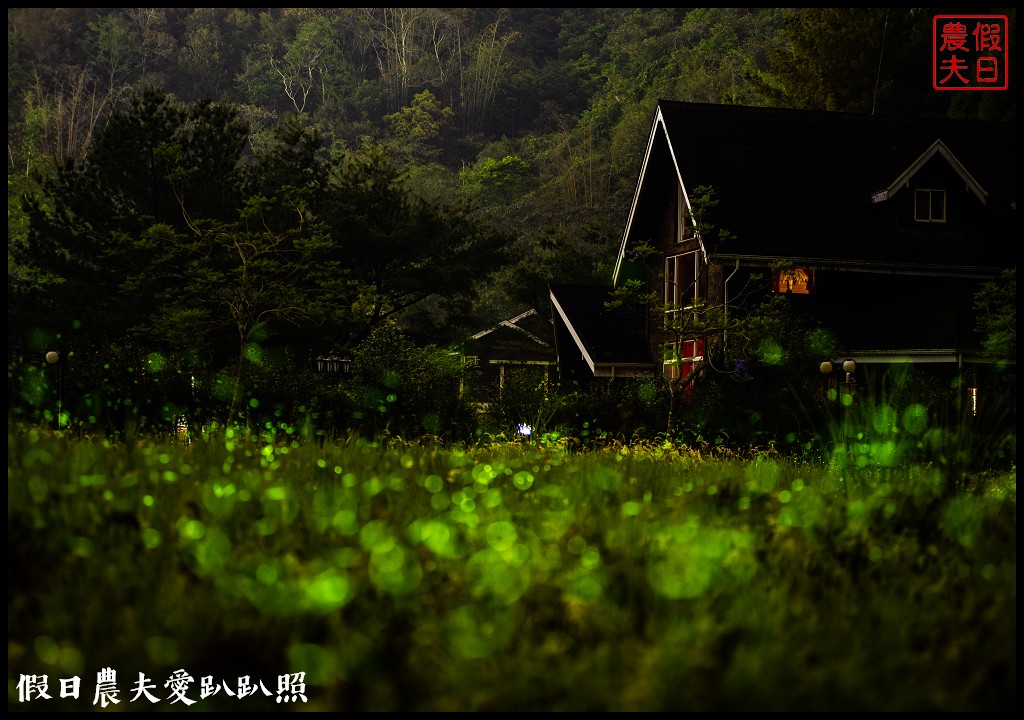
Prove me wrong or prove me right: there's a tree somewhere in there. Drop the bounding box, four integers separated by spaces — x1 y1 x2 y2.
7 172 55 350
974 267 1016 362
360 8 459 114
747 8 1015 120
317 141 515 347
383 89 455 164
13 89 246 345
127 197 349 427
486 217 613 326
14 88 515 429
177 8 237 97
13 89 287 427
123 8 178 87
21 67 123 166
458 13 519 136
970 266 1016 472
267 13 341 114
458 153 532 203
82 12 138 96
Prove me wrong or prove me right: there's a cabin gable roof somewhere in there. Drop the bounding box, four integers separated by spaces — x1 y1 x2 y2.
613 101 1016 275
870 138 987 205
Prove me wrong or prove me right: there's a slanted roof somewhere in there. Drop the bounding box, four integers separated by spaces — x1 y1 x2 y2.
614 101 1016 284
469 308 551 348
870 138 987 205
549 284 656 377
465 308 555 364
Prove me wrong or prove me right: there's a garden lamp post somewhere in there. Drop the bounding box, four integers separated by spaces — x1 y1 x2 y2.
819 359 856 455
316 353 351 375
314 353 352 434
46 350 62 430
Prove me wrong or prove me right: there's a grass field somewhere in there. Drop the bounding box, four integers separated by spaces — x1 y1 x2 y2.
7 426 1016 712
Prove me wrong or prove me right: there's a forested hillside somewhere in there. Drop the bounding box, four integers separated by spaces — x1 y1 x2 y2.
7 8 1016 432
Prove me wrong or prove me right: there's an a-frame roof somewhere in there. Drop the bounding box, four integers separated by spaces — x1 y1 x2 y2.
870 138 987 205
469 308 551 348
614 101 1016 284
464 308 555 364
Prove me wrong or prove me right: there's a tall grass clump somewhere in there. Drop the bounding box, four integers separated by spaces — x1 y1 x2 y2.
7 421 1015 712
812 363 1016 495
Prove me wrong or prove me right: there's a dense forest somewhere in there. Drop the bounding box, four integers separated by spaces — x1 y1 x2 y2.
6 8 1017 437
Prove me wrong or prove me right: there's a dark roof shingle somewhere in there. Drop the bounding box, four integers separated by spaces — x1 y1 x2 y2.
650 100 1016 268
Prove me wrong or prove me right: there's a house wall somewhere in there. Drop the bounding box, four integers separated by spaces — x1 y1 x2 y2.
626 176 678 264
707 264 724 307
643 221 713 376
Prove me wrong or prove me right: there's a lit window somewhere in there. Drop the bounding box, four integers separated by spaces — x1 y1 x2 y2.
967 387 977 416
770 267 814 295
914 189 946 223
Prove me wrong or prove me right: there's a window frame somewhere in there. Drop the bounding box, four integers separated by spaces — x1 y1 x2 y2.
677 186 692 243
663 252 702 381
770 267 815 295
914 188 947 223
664 252 699 312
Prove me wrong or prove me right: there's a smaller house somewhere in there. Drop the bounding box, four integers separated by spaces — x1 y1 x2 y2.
462 308 557 403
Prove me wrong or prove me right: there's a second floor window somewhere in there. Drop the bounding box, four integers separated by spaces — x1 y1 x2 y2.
677 186 692 242
665 252 699 312
914 188 947 223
